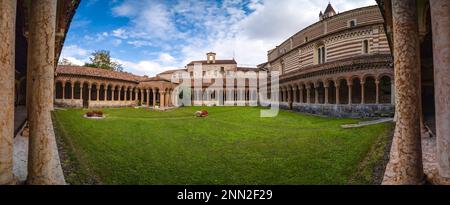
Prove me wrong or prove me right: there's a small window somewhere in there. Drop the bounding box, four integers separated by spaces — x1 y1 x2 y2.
317 46 326 64
349 20 356 28
304 37 308 42
202 71 206 77
363 40 369 54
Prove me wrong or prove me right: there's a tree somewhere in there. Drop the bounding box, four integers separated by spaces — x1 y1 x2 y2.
58 58 77 66
84 50 123 72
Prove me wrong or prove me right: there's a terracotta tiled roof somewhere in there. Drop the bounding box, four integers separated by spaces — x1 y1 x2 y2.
157 69 187 75
142 76 171 82
187 59 237 66
237 67 258 72
56 66 149 82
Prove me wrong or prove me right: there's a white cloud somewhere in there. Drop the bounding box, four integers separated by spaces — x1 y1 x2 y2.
115 59 180 76
158 53 175 63
61 57 85 66
112 28 128 39
61 45 90 58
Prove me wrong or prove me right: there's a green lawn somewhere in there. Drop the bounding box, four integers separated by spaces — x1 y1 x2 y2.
53 106 392 185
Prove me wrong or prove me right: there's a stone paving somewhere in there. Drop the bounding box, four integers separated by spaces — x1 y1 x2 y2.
383 129 450 185
13 123 66 184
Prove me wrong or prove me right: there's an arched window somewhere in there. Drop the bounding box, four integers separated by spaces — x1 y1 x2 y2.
363 40 369 54
317 45 326 64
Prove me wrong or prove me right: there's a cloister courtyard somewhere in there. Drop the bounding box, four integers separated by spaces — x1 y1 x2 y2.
52 106 393 185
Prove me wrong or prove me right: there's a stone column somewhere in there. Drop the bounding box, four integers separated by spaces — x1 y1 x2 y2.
288 87 292 103
361 80 365 104
146 90 150 108
348 81 353 105
0 0 16 185
314 86 319 104
383 0 423 184
88 86 92 102
134 90 138 102
430 0 450 178
167 90 172 107
71 83 74 100
293 87 298 103
324 84 329 104
80 86 84 101
26 0 62 184
140 90 144 105
118 88 122 102
104 87 107 101
62 84 66 100
112 88 115 101
160 91 165 108
165 91 169 107
335 84 340 105
299 87 304 103
152 89 157 108
306 86 311 104
375 80 380 104
96 88 99 102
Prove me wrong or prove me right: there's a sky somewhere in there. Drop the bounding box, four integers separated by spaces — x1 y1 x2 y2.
61 0 376 76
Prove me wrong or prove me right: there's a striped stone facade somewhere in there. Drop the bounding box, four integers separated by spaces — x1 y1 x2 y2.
259 5 394 117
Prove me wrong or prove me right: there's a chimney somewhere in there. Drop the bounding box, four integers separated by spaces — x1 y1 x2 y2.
206 52 216 64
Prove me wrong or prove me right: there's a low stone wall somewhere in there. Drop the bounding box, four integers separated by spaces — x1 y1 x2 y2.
89 101 136 108
291 103 394 118
262 101 394 118
54 99 137 108
55 99 83 108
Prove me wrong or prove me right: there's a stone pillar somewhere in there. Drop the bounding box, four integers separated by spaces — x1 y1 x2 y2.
430 0 450 178
140 90 144 105
80 86 84 101
112 88 115 101
306 86 311 104
160 91 165 108
324 84 329 104
335 83 340 105
26 0 62 184
288 87 292 103
146 90 150 108
134 90 138 102
88 86 92 102
314 86 319 104
118 88 122 102
152 89 157 108
96 88 99 102
299 87 304 103
104 87 107 101
62 84 66 100
167 90 172 107
348 81 353 105
293 87 298 103
361 80 365 104
165 91 169 107
71 83 74 100
375 80 380 104
0 0 16 185
383 0 424 184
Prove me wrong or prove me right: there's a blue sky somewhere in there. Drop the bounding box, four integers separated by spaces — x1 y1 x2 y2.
61 0 375 76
